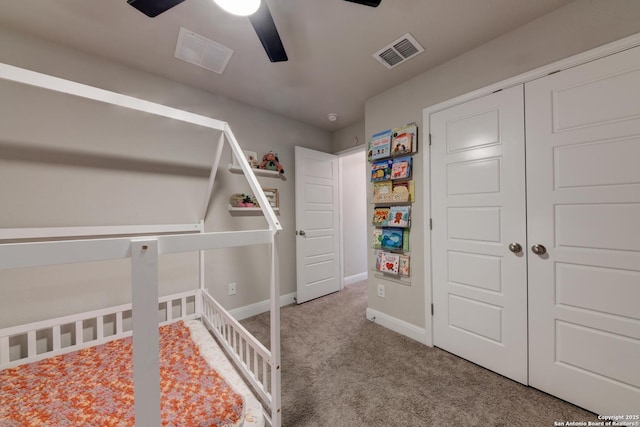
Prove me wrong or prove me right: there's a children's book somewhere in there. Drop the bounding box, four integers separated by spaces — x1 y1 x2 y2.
399 255 410 276
403 228 410 252
372 207 390 226
391 156 412 180
375 250 383 271
391 123 418 155
371 159 393 182
372 229 383 249
388 205 410 228
373 181 393 203
369 129 392 160
379 252 400 275
381 227 404 250
391 180 414 202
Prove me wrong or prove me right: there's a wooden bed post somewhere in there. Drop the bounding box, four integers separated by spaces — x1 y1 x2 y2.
131 239 162 426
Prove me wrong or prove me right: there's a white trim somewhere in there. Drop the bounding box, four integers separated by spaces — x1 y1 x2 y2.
422 111 434 348
229 292 296 321
421 32 640 352
338 155 345 290
366 308 428 345
0 223 202 241
344 272 368 286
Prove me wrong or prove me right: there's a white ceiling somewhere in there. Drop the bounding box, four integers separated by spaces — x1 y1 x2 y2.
0 0 574 131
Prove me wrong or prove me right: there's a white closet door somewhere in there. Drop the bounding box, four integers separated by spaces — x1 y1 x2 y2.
526 46 640 414
431 85 528 384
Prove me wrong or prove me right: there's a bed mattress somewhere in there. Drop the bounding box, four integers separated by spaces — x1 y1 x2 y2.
0 320 263 427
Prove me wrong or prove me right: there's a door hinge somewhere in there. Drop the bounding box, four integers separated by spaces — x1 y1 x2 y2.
429 133 432 146
429 218 432 230
431 303 434 316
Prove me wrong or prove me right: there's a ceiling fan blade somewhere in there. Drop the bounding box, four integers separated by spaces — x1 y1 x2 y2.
248 1 288 62
343 0 381 7
126 0 186 17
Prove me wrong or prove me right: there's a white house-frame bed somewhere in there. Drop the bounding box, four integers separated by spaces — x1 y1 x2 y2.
0 63 282 426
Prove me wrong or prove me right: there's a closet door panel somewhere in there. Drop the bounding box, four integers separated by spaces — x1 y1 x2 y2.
526 45 640 415
431 85 528 384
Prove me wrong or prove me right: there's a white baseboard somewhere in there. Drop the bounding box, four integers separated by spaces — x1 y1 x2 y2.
344 272 368 286
366 307 428 345
229 292 297 321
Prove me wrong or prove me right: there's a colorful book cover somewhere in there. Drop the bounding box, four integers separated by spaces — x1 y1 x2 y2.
391 123 418 155
399 255 410 276
391 156 412 180
381 227 404 250
369 129 392 160
375 250 383 271
391 180 414 202
373 181 392 203
372 207 390 226
388 205 410 228
403 228 410 252
379 252 400 275
372 229 382 249
371 159 393 182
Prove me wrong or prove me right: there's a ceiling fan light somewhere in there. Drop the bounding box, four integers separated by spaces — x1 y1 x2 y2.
213 0 261 16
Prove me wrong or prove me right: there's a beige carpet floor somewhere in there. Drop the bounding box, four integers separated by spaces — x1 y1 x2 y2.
241 280 598 426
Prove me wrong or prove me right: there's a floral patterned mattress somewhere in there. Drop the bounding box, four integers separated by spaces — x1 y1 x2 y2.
0 320 263 427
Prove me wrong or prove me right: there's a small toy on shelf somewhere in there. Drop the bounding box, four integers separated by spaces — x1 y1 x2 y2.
230 193 259 208
260 151 284 174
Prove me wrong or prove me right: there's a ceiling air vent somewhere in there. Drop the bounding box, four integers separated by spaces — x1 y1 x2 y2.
374 33 424 69
175 27 233 75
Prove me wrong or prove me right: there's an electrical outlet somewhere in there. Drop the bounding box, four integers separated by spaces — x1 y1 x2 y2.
377 283 385 298
228 282 237 295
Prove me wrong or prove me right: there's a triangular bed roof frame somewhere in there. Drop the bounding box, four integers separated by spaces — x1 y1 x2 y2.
0 62 282 426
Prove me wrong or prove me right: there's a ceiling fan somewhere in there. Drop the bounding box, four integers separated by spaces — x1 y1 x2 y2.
127 0 381 63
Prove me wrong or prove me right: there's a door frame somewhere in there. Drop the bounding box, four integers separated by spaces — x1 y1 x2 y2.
421 31 640 347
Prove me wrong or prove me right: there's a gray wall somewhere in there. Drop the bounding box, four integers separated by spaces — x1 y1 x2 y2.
332 120 365 153
340 149 367 281
365 0 640 329
0 26 332 327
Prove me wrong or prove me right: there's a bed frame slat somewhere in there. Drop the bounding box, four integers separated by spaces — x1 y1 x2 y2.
52 325 61 352
0 336 9 365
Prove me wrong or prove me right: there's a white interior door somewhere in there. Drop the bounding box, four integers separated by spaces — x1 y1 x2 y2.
430 85 528 384
295 146 341 304
526 46 640 414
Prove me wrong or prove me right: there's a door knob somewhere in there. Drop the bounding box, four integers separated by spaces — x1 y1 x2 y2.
531 244 547 255
298 230 306 236
508 243 522 253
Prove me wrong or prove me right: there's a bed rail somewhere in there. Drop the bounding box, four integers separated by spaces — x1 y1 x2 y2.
201 289 279 425
0 290 199 370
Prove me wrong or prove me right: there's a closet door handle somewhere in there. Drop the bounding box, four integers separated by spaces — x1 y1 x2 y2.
531 244 547 255
297 230 306 236
508 243 522 253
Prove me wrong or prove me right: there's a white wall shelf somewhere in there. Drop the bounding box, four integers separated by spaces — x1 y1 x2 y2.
228 165 286 180
228 205 279 215
372 270 411 285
